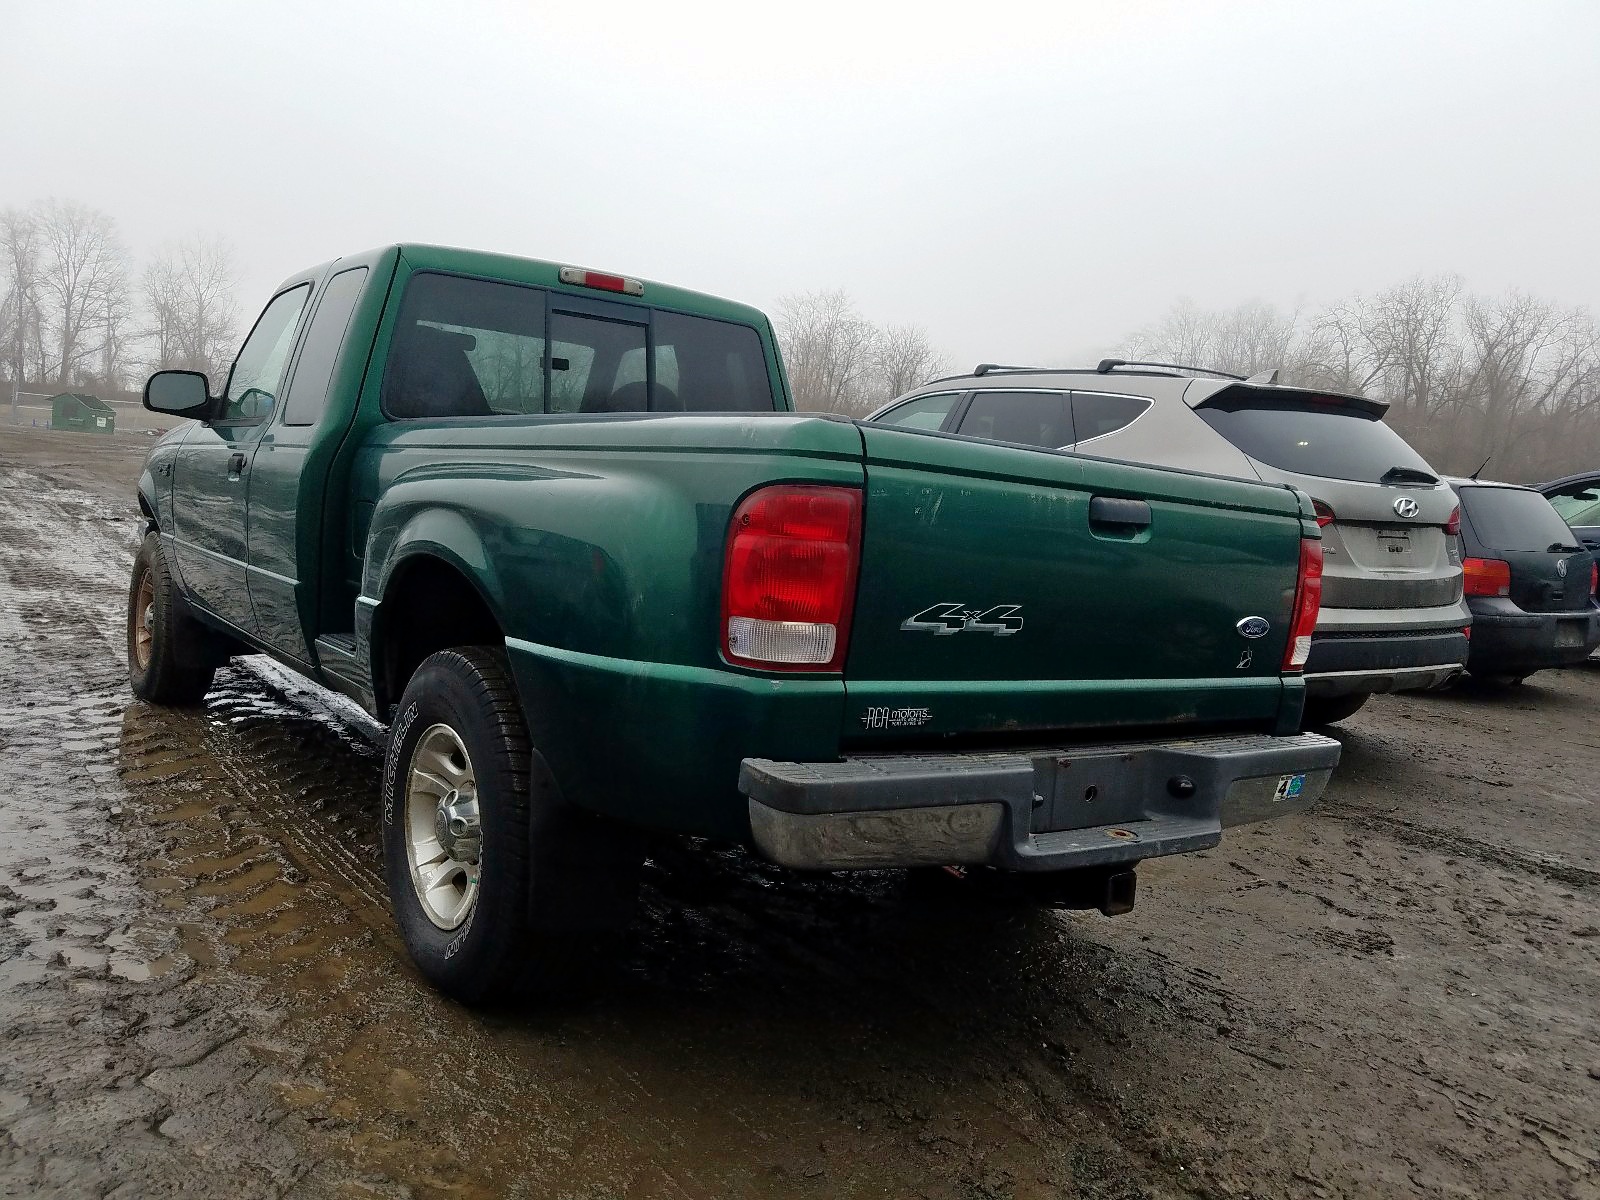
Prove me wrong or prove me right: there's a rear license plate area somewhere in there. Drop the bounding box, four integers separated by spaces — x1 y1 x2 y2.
1031 752 1149 833
1374 528 1414 559
1556 620 1585 649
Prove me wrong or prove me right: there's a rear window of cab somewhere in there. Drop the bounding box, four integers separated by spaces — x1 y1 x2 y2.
382 272 776 419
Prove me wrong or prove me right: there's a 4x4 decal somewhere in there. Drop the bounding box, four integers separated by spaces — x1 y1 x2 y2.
900 603 1024 636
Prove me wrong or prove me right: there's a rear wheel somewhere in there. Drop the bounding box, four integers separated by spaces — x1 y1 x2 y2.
381 647 643 1004
127 532 216 705
1301 692 1370 728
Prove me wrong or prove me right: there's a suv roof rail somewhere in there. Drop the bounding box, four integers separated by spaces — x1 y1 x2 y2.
920 359 1257 387
1095 358 1247 381
973 362 1042 376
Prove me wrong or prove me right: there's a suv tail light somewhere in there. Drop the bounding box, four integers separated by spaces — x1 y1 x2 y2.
1312 499 1335 528
722 485 861 671
1284 537 1324 671
1463 557 1511 597
1590 562 1597 597
1445 505 1460 537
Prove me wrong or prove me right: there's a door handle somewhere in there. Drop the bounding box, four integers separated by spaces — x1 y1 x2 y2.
228 452 247 477
1088 495 1151 529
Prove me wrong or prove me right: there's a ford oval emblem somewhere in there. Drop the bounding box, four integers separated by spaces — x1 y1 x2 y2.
1393 496 1420 519
1237 616 1271 639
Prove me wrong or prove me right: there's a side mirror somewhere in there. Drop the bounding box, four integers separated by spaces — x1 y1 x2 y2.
144 370 212 419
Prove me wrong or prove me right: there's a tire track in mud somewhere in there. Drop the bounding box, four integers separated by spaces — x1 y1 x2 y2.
0 471 344 1197
1334 806 1600 890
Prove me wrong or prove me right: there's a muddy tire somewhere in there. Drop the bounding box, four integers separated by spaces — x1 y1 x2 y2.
381 647 643 1005
1301 692 1371 728
127 532 216 705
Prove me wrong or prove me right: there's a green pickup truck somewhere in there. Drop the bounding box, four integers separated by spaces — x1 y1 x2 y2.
128 244 1339 1002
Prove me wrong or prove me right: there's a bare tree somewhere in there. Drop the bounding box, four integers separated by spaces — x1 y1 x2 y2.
34 199 130 386
1126 298 1309 380
773 289 880 415
141 236 240 381
1121 277 1600 484
1361 276 1463 422
1453 292 1592 479
875 323 946 401
0 206 43 392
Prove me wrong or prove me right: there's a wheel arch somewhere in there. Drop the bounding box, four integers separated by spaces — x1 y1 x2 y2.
137 480 159 531
369 549 508 718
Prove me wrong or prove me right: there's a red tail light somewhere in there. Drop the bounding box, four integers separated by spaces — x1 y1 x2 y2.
1283 537 1324 671
722 485 861 671
1462 557 1510 597
1590 562 1597 597
1312 499 1335 528
1445 505 1460 537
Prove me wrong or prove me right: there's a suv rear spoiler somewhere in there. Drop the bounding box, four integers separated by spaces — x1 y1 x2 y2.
1188 381 1390 419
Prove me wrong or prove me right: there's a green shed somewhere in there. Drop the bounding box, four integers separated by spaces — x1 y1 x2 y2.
50 392 115 434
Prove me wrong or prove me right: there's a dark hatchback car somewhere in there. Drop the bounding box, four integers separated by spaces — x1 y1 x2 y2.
1449 477 1600 682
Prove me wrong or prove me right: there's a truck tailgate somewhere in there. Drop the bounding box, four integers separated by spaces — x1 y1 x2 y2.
844 427 1306 741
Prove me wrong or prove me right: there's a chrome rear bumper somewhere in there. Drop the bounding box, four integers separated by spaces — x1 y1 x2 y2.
740 731 1340 872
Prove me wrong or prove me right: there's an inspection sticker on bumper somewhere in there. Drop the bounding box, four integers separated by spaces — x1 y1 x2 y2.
1274 773 1306 802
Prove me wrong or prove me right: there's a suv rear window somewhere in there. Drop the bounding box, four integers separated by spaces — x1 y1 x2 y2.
1460 486 1576 553
1196 393 1434 484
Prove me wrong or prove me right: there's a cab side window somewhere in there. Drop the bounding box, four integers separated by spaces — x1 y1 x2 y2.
221 284 312 424
877 392 961 431
282 268 368 426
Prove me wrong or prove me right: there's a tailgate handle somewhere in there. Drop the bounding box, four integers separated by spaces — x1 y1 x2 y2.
1088 496 1151 529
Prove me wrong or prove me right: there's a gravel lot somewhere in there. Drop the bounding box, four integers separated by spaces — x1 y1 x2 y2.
1 426 1597 1199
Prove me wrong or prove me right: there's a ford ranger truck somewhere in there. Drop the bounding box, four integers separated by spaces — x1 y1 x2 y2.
127 244 1340 1003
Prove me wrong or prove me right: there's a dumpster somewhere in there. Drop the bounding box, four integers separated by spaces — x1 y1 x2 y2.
50 392 115 434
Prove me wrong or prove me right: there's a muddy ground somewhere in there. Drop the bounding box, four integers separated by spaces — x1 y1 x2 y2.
0 425 1596 1200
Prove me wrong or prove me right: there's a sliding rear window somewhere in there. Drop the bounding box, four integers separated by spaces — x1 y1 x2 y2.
383 271 776 419
1459 486 1575 553
1196 391 1434 484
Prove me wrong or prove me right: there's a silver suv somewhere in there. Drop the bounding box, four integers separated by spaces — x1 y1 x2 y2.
865 360 1468 725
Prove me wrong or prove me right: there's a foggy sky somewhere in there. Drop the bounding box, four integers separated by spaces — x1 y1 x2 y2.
4 0 1597 368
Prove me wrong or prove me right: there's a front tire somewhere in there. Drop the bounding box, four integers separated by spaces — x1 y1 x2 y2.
381 647 643 1005
127 532 216 705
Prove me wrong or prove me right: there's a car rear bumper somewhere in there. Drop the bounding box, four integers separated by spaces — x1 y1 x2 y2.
1302 628 1468 697
1466 599 1600 674
739 731 1340 873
